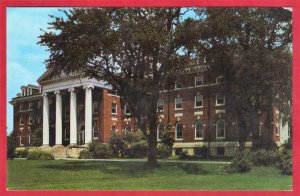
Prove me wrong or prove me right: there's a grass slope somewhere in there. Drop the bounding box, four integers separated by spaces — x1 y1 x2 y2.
7 160 292 190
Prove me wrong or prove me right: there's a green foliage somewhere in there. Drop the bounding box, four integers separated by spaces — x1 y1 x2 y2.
109 132 126 157
15 149 29 158
179 163 202 174
7 132 16 160
160 124 174 149
194 146 209 158
229 150 252 173
78 150 93 159
283 138 292 150
250 149 280 167
277 149 292 175
30 127 42 147
89 141 112 159
157 144 172 159
27 150 54 160
109 130 148 158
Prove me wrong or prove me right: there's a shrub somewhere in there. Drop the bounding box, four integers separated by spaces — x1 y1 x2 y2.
78 150 93 159
283 138 292 150
160 124 174 149
89 141 112 159
157 144 172 159
125 140 148 158
179 163 202 174
15 149 29 158
7 133 16 160
250 149 280 166
277 149 292 175
229 150 252 173
178 151 189 160
27 150 54 160
109 130 148 158
109 132 126 157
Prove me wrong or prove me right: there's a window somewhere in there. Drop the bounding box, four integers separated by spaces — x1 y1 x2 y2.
112 103 117 114
29 102 33 110
93 103 99 114
175 122 183 140
175 97 182 109
216 94 225 105
216 76 224 84
195 95 203 108
64 128 70 140
195 75 203 86
124 103 131 115
216 119 225 139
19 130 23 146
195 120 204 139
20 104 24 111
20 116 24 125
175 82 182 89
93 122 99 138
157 123 164 141
29 115 33 124
157 99 164 112
124 125 131 132
276 125 280 135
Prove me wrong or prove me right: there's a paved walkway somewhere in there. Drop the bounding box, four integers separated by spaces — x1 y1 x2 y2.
57 158 231 164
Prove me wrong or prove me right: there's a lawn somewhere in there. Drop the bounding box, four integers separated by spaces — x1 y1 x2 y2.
7 160 292 190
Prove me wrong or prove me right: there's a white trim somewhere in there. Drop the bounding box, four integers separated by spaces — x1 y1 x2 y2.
195 75 203 86
194 94 203 108
157 123 164 141
216 94 225 106
175 97 183 110
175 82 182 90
194 120 204 140
124 103 131 115
216 75 224 84
28 114 33 125
112 103 117 115
175 122 183 140
19 116 24 125
92 102 99 114
216 119 226 139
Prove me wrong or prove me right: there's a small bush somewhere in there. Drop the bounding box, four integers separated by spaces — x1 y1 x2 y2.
160 124 175 149
250 149 280 166
109 132 126 157
27 150 54 160
283 138 292 150
15 149 29 158
157 144 172 159
277 149 292 175
178 151 189 160
229 150 252 173
89 141 112 159
179 163 202 174
195 146 209 158
79 150 93 159
7 133 17 160
125 140 148 158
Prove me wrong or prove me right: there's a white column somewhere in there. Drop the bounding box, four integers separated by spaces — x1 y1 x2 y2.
42 93 49 146
54 90 63 146
69 88 77 145
84 85 94 145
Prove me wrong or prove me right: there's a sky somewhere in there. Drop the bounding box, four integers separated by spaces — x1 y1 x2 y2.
6 8 67 134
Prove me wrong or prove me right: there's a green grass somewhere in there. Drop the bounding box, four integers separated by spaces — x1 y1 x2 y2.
7 160 292 190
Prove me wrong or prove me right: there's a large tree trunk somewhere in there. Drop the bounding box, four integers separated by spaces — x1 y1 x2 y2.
147 130 158 167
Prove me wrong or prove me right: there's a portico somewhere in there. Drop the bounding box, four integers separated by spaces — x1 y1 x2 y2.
38 71 111 147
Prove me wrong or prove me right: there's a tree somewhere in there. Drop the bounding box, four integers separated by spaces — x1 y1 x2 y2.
189 8 292 150
7 130 17 159
39 8 192 167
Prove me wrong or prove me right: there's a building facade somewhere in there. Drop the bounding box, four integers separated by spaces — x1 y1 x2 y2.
10 66 290 157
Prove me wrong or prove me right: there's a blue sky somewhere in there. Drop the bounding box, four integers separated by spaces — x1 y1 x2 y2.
6 8 66 134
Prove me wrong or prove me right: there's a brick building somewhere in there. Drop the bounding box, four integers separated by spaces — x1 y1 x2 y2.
10 65 290 157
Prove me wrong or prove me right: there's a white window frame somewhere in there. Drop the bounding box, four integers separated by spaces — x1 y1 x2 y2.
175 122 183 140
19 128 24 146
124 125 131 132
216 93 225 106
112 103 117 115
194 95 203 108
195 75 203 86
20 104 23 111
29 102 33 110
175 97 183 110
28 115 33 125
157 99 164 112
157 123 164 141
93 123 99 139
111 125 117 132
195 120 204 140
20 116 24 125
216 119 226 139
124 103 131 115
275 124 280 136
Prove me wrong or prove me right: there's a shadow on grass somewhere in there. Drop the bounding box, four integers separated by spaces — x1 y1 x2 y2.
40 160 224 177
